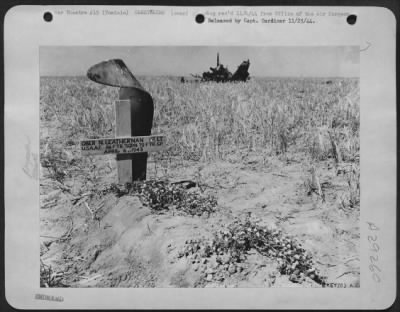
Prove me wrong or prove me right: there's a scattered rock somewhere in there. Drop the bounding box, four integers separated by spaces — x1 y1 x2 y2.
216 274 224 281
206 267 216 274
228 264 236 274
221 254 231 264
208 256 219 269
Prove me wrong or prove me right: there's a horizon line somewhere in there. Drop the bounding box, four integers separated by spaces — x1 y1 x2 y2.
40 74 359 79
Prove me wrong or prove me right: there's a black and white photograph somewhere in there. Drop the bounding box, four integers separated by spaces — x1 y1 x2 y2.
39 46 360 288
4 5 396 309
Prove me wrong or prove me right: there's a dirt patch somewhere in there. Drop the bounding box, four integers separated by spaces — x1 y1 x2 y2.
40 157 359 288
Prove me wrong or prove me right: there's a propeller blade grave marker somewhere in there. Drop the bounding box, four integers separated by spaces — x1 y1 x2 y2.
81 59 165 183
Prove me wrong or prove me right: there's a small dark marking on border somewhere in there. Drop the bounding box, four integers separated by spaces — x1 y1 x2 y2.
360 42 371 52
23 135 39 180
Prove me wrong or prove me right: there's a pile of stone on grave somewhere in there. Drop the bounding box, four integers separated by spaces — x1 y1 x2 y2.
102 180 217 216
179 218 325 285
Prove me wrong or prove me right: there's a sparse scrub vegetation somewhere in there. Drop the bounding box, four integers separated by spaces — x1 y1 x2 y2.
40 75 360 288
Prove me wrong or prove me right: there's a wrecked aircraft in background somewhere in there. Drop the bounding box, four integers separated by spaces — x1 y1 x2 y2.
182 53 250 83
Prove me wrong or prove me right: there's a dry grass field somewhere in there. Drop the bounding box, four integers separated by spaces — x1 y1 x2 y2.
40 76 360 288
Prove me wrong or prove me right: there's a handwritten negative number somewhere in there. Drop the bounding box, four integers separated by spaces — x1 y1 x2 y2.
367 222 381 283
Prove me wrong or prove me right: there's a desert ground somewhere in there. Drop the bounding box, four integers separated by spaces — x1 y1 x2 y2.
40 76 360 288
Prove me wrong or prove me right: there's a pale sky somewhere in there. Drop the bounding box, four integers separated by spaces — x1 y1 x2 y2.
40 46 359 78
